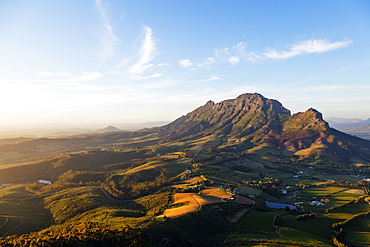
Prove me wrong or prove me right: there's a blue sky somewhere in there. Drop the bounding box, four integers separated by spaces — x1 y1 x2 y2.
1 0 370 126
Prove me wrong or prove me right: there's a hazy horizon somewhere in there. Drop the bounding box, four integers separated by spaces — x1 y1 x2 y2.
1 1 370 126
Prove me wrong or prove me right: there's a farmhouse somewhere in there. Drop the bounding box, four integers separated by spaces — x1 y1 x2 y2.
38 179 52 184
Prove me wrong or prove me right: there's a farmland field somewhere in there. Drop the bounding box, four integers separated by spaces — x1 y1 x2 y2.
342 215 370 246
298 186 347 201
236 185 262 195
280 217 334 240
161 188 232 218
181 176 204 184
239 210 282 232
122 161 188 177
345 232 370 246
277 229 332 247
200 188 232 199
342 188 366 195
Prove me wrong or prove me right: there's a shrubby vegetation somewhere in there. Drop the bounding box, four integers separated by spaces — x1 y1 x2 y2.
0 222 142 247
296 213 316 221
100 174 176 199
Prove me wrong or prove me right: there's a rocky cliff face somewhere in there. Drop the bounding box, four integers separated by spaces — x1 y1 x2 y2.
160 93 291 141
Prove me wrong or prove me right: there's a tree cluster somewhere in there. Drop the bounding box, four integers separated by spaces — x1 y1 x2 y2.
99 174 175 199
231 165 252 173
296 213 316 221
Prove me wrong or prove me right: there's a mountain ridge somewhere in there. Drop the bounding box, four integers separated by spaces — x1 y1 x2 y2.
154 93 370 164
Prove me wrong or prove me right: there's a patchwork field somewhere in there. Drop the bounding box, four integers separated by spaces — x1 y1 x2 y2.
160 188 232 218
182 176 204 184
226 185 370 246
122 161 188 177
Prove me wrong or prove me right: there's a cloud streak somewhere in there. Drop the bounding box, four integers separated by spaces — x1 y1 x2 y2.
264 39 353 59
129 26 157 75
178 38 352 70
196 75 221 82
95 0 120 59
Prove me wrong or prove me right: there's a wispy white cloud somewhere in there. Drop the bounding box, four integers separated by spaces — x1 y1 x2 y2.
208 75 221 81
95 0 120 59
196 57 216 69
178 59 193 68
157 62 170 67
228 56 240 65
214 42 259 64
178 57 216 70
264 39 352 59
129 26 157 75
196 75 221 82
179 42 260 70
178 38 352 70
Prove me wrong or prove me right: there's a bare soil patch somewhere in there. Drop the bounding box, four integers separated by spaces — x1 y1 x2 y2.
342 189 366 195
236 195 255 205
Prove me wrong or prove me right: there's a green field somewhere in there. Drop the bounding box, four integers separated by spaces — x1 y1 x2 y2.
239 210 281 232
345 232 370 246
280 217 334 239
236 185 262 195
341 215 370 246
277 229 332 247
298 186 347 200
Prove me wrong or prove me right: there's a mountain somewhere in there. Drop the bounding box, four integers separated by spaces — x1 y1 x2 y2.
327 117 370 130
326 117 365 125
326 117 370 140
343 123 370 140
158 93 290 142
155 93 370 164
95 125 122 133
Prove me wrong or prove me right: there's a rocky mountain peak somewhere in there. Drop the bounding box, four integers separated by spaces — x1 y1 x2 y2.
283 108 329 132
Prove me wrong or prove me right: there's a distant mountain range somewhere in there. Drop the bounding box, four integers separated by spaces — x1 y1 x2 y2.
327 117 370 139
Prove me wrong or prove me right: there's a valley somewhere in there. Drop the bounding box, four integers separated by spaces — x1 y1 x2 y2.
0 93 370 246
